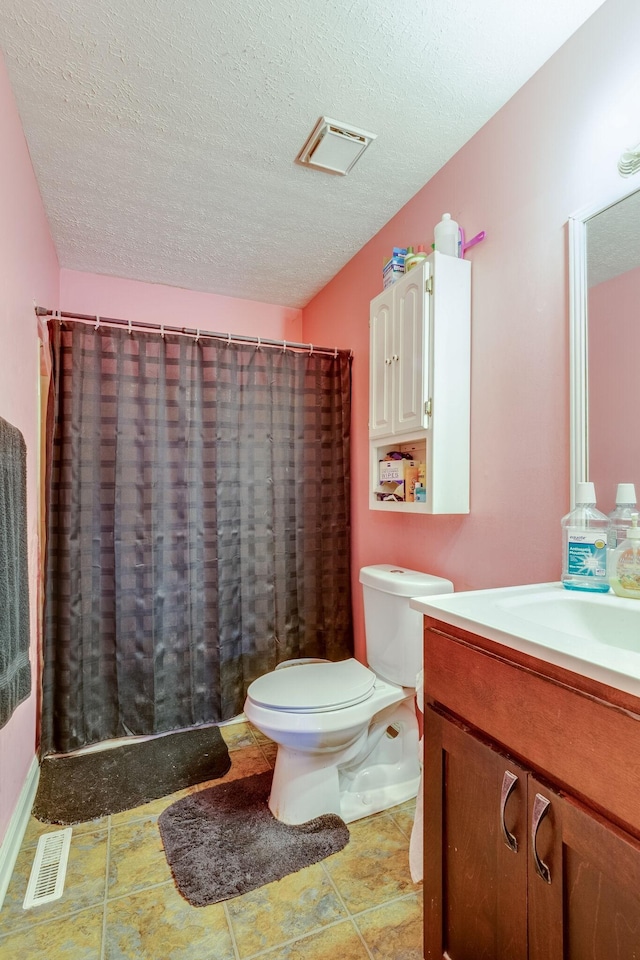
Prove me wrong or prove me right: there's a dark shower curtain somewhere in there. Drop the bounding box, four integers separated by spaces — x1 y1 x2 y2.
41 319 353 756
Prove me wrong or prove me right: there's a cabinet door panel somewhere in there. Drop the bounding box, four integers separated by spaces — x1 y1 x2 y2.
528 783 640 960
424 708 527 960
526 779 564 960
394 271 425 434
369 293 394 437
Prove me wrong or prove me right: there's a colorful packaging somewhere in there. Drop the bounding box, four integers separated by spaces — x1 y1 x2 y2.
378 459 419 500
382 248 407 288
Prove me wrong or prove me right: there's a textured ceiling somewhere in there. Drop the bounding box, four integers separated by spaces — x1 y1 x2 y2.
587 186 640 287
1 0 606 308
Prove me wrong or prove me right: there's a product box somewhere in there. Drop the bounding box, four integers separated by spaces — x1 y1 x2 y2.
378 459 419 500
379 458 412 483
383 265 404 288
383 259 405 276
382 248 407 288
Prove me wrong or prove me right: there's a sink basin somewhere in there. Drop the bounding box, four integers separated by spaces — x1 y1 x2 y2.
496 590 640 651
410 582 640 698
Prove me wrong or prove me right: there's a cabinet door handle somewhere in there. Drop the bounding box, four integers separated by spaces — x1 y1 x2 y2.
499 770 519 852
531 793 552 884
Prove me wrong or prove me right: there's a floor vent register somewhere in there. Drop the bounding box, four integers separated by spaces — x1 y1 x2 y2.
22 828 72 909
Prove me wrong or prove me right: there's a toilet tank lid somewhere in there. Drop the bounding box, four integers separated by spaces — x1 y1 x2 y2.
359 564 454 597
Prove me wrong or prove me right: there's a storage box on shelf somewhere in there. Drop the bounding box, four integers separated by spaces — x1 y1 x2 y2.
382 247 407 288
373 441 426 504
369 252 471 515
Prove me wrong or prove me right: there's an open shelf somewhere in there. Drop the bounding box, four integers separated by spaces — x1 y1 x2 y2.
370 436 428 512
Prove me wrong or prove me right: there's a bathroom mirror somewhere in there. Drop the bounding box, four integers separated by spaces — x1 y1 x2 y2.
568 180 640 512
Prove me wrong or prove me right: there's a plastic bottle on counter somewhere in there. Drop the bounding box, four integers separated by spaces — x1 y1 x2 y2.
434 214 459 257
561 481 610 593
609 512 640 599
405 245 429 272
607 483 638 549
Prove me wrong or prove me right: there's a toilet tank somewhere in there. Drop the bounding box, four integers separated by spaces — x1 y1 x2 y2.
359 564 454 687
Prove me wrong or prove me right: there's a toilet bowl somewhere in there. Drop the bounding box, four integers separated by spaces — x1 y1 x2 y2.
244 564 454 825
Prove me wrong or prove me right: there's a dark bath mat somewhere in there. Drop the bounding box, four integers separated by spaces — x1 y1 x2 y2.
32 724 231 824
158 769 350 906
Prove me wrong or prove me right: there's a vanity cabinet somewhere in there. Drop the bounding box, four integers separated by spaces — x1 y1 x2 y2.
422 620 640 960
369 252 470 514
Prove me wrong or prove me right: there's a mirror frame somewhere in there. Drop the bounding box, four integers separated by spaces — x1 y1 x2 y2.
568 178 640 506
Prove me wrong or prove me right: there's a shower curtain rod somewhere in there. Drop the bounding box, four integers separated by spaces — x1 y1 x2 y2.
34 306 352 358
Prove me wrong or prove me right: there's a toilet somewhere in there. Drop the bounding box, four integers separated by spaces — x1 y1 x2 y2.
244 564 453 824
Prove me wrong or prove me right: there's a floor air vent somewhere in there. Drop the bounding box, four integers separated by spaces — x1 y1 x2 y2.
23 828 72 909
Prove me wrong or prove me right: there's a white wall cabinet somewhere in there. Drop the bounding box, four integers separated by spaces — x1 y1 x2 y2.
369 252 471 514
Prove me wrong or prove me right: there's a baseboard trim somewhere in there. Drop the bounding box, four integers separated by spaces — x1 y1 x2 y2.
0 755 40 913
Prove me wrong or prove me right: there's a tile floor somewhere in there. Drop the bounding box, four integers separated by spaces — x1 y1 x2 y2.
0 722 423 959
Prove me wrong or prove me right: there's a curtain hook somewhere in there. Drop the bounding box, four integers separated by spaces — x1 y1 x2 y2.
227 332 232 346
256 336 261 350
195 328 200 342
349 349 354 360
334 346 338 359
309 343 313 355
282 340 287 353
160 323 165 339
128 317 133 336
95 314 100 330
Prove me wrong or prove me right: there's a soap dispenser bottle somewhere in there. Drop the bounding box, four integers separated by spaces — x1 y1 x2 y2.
607 483 638 549
561 481 610 593
609 512 640 599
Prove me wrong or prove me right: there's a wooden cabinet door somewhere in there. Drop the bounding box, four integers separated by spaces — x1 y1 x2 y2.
424 707 528 960
528 778 640 960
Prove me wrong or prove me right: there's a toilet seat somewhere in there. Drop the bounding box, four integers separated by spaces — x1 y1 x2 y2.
247 658 376 713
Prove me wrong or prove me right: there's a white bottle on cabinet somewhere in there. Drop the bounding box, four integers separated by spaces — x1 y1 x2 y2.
434 214 459 257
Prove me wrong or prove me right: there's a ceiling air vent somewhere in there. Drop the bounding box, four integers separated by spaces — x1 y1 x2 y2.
295 117 377 176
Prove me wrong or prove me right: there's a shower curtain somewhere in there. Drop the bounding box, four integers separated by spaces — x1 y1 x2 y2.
41 319 353 755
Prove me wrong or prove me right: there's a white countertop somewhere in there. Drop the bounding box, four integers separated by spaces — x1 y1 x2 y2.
410 581 640 700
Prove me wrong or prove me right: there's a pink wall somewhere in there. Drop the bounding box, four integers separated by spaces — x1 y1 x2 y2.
0 53 59 843
588 264 640 515
302 0 640 659
60 270 302 340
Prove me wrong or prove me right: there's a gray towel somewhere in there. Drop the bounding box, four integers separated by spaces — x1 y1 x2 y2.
0 416 31 728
